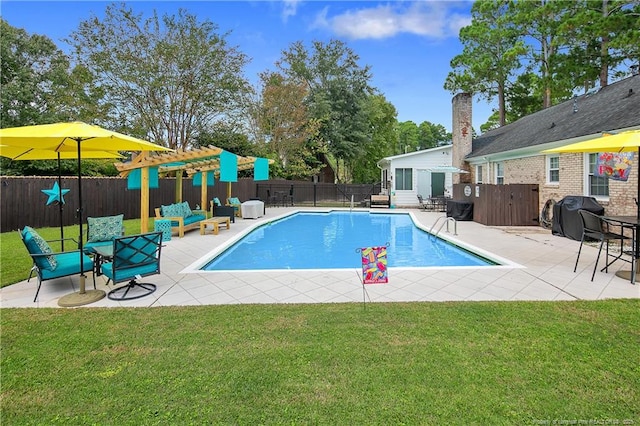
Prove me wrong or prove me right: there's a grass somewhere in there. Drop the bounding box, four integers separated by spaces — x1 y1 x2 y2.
0 219 151 288
1 300 639 424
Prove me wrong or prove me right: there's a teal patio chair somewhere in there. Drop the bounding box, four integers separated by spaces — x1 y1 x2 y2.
101 232 163 301
19 226 95 302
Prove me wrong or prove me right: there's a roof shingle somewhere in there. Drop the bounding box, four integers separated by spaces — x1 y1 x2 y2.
469 74 640 158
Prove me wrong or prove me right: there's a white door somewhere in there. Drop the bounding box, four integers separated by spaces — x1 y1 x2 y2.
417 169 431 198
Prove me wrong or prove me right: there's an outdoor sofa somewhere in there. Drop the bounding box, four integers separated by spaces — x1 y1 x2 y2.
154 201 207 238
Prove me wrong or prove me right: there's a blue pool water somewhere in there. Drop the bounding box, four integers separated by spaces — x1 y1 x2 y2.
201 211 497 271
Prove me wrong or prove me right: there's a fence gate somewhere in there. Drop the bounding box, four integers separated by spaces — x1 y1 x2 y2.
452 184 539 226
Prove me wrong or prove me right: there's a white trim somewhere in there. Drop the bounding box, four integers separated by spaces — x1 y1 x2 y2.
377 144 452 167
475 164 483 184
495 161 504 184
584 153 609 201
546 154 560 185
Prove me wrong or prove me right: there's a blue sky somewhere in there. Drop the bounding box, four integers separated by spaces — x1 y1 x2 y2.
0 0 494 132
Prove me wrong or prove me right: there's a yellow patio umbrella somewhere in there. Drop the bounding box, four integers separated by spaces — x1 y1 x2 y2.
1 145 123 251
0 145 122 160
0 121 171 152
0 121 173 307
543 130 640 154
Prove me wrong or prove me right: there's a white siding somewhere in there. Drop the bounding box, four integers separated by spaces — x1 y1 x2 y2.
380 146 453 207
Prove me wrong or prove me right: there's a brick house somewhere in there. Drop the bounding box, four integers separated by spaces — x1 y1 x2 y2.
453 72 640 217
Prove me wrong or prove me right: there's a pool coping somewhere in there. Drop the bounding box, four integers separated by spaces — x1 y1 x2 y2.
181 208 524 275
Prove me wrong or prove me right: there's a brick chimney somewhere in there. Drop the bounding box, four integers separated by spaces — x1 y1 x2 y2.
452 92 472 184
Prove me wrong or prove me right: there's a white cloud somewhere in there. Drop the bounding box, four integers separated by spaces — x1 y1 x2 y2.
446 13 472 36
281 0 301 22
313 1 467 40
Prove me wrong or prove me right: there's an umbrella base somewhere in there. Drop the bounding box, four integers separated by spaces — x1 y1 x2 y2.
614 270 639 284
58 289 106 307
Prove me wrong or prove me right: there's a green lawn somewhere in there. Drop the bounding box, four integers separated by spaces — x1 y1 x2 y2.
2 221 639 423
1 300 639 424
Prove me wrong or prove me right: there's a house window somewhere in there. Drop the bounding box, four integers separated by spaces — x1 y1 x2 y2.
547 155 559 184
588 153 609 197
395 168 413 190
495 162 504 184
475 165 483 184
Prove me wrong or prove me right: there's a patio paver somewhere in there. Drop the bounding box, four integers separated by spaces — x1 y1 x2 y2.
2 207 638 308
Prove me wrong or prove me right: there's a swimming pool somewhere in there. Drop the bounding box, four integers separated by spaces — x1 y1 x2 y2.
201 211 498 271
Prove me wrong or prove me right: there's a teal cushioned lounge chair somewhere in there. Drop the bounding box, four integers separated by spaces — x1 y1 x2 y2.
19 227 95 302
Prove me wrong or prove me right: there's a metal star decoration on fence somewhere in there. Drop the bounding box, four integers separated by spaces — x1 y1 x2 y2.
42 181 70 205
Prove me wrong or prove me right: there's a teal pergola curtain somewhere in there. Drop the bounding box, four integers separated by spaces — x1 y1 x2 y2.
127 167 159 189
219 151 238 182
192 171 215 186
254 157 269 181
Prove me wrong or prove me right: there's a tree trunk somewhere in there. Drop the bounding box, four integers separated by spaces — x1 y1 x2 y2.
599 0 610 88
498 83 506 126
542 37 553 108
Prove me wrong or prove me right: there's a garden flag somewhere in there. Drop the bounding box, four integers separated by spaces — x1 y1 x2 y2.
595 152 634 181
360 246 388 284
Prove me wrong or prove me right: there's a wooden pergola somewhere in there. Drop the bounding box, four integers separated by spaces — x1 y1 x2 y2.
113 146 273 233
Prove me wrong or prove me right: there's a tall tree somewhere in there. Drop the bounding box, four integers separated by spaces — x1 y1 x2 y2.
67 4 250 150
194 123 254 158
511 0 578 108
557 0 639 88
351 94 397 183
608 0 640 71
0 19 115 175
277 39 374 182
0 19 76 127
444 0 526 127
418 121 451 149
250 71 323 180
447 0 638 131
396 121 419 154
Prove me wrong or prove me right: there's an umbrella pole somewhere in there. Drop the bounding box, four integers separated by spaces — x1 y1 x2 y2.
58 140 106 307
57 154 65 251
628 149 640 284
637 147 640 221
77 144 85 295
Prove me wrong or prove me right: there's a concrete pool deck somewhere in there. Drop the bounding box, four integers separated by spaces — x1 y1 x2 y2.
2 207 638 308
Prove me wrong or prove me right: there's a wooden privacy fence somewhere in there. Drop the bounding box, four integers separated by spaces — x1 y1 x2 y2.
452 183 540 226
1 176 381 232
256 181 380 207
1 176 253 233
